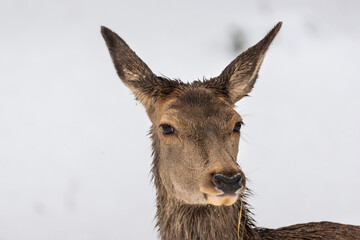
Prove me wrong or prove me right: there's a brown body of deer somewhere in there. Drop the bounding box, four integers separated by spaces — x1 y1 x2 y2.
101 22 360 240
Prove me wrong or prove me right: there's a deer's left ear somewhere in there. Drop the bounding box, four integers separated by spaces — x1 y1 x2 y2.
207 22 282 104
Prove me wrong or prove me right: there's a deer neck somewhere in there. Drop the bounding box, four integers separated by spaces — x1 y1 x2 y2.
151 131 260 240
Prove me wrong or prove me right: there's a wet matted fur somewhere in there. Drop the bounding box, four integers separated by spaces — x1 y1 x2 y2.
101 22 360 240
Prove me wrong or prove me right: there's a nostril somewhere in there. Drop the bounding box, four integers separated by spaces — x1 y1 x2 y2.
232 174 242 184
213 173 241 184
212 177 224 188
212 173 243 194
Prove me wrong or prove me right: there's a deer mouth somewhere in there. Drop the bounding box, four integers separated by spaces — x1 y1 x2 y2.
201 187 245 206
204 192 241 206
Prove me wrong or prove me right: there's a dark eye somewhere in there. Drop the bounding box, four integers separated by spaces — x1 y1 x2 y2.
161 124 175 135
233 122 242 132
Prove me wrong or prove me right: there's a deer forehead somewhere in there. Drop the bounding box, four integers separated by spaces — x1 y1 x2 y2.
158 88 242 131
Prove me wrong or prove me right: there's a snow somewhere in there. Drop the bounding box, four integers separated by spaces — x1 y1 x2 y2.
0 0 359 239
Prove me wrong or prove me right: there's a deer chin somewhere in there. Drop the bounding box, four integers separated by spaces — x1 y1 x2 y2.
206 193 239 206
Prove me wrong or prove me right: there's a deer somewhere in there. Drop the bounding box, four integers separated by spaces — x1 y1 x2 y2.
101 22 360 240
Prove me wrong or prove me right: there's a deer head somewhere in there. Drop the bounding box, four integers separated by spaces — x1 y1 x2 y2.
101 22 281 207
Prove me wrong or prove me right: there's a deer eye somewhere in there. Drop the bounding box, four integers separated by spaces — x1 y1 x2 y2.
161 124 175 135
233 122 242 132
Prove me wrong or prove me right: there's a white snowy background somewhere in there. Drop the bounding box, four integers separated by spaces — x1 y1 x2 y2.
0 0 359 239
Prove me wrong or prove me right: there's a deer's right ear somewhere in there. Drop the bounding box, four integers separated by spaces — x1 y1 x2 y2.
101 26 157 105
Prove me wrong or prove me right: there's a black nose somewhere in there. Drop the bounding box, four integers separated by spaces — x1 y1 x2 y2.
212 174 242 194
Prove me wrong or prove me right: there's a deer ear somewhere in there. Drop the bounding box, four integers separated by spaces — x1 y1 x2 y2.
101 26 157 104
209 22 282 103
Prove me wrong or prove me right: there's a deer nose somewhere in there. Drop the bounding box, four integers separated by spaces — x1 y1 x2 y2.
212 173 242 194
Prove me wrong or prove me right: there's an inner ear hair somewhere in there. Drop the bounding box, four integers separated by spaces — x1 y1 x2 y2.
101 26 156 102
205 22 282 104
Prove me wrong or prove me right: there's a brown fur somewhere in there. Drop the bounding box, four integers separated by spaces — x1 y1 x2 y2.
101 22 360 239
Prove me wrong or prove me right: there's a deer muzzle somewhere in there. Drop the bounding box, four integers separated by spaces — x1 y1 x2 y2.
212 173 242 194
